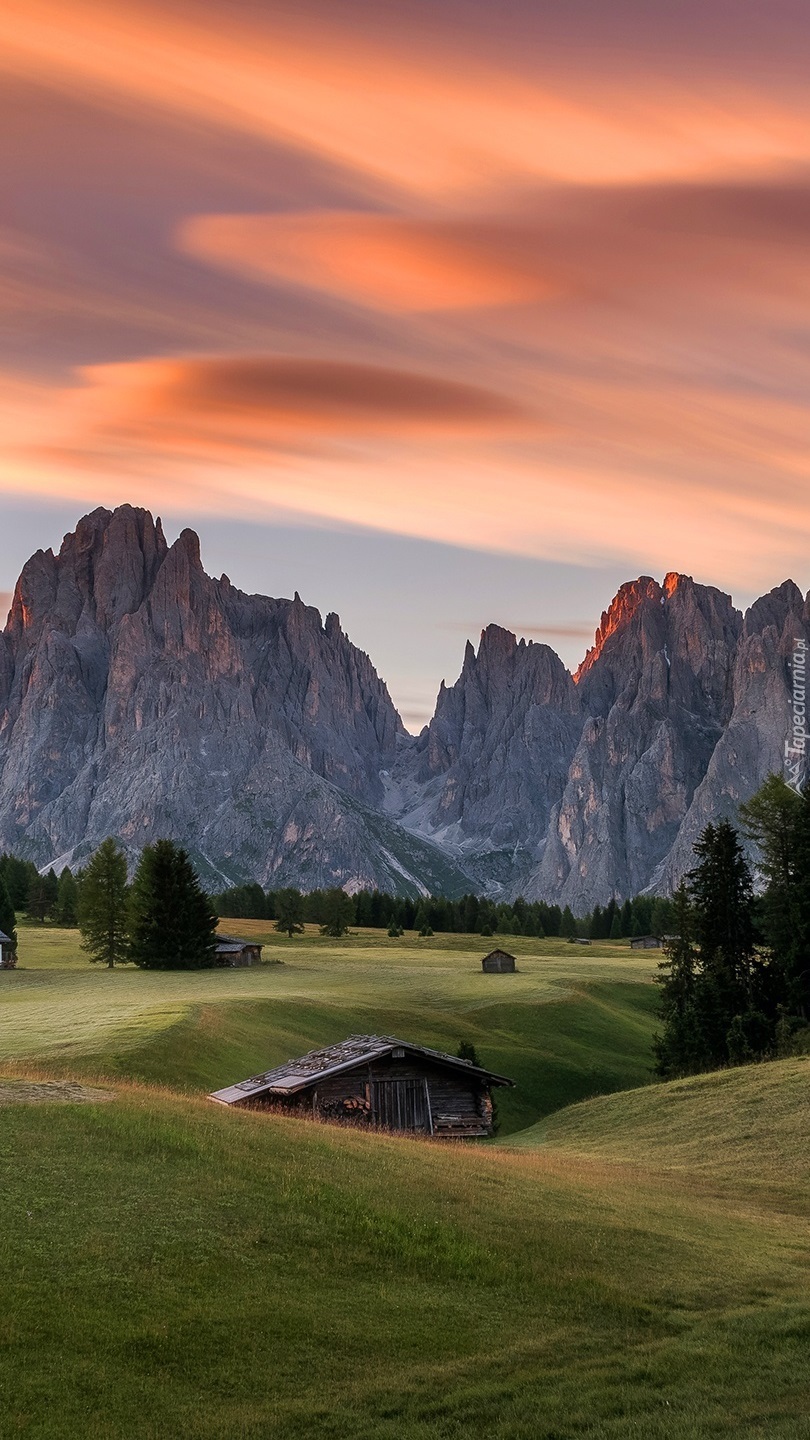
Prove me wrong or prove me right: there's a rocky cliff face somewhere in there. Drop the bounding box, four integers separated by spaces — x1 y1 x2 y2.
0 505 806 902
0 506 467 894
386 625 582 890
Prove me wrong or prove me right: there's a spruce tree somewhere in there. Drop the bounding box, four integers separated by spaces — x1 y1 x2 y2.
128 840 218 969
56 868 79 927
560 905 577 939
619 898 633 937
609 910 622 940
741 774 809 1021
0 875 16 946
653 884 698 1077
274 887 304 937
79 839 130 968
320 887 353 938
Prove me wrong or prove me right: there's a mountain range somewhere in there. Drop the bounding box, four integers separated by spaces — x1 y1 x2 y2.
0 504 806 903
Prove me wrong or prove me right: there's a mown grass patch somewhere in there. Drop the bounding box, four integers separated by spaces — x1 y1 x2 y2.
1 927 660 1132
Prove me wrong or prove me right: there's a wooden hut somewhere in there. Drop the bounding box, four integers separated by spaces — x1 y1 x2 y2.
0 929 17 969
209 1034 514 1138
214 934 263 967
481 948 516 973
630 935 663 950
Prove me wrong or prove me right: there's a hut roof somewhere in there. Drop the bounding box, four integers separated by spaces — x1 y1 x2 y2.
210 1034 514 1105
483 948 516 961
215 934 261 952
0 930 13 943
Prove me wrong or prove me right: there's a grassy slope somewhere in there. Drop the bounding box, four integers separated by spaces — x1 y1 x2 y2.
507 1055 810 1202
1 924 660 1133
3 926 810 1436
1 1083 809 1440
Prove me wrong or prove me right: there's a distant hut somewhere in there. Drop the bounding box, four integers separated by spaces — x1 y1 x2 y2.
209 1034 514 1139
481 949 516 973
630 935 663 950
0 930 17 969
214 934 263 967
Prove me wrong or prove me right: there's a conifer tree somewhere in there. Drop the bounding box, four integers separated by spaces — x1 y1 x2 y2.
320 887 353 938
128 840 218 969
274 887 304 937
78 839 130 968
560 905 577 939
0 875 16 946
56 868 79 927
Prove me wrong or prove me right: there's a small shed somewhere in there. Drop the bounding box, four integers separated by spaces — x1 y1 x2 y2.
209 1034 514 1139
630 934 662 950
0 930 17 969
215 934 263 967
482 949 516 973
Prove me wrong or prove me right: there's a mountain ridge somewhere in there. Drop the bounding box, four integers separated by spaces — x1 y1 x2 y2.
0 504 806 902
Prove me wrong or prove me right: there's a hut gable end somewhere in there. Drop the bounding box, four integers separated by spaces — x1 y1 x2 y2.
482 949 516 973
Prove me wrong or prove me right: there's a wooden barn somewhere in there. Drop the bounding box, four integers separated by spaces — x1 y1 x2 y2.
209 1034 514 1138
630 934 663 950
214 934 263 967
482 949 516 973
0 930 16 969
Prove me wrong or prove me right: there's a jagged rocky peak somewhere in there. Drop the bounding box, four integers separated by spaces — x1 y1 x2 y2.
6 504 169 646
574 576 663 683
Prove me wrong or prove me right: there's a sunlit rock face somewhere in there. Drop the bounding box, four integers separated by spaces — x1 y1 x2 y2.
520 574 744 909
0 505 806 901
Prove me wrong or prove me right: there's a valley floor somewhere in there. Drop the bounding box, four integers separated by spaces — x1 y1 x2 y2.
1 925 808 1438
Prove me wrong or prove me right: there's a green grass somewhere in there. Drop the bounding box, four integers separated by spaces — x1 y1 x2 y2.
507 1054 810 1204
3 922 808 1436
1 1083 808 1439
1 923 660 1133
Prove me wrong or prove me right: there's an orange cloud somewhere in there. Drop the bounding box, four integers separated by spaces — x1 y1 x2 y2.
56 356 528 456
3 0 810 202
179 212 556 313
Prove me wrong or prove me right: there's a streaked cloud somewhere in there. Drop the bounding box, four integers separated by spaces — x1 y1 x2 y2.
179 212 556 313
3 0 810 678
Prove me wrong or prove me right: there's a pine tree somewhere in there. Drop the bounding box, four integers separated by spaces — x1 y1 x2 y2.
320 887 353 938
0 875 16 946
274 888 304 937
609 910 622 940
78 839 130 968
653 884 698 1077
56 868 79 927
741 774 809 1021
619 898 633 937
128 840 218 969
560 905 577 939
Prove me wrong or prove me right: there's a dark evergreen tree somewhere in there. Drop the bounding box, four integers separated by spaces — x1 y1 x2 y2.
79 838 130 968
0 875 16 946
129 840 218 969
619 898 633 937
655 821 760 1075
274 888 304 937
653 885 699 1077
560 905 577 939
320 887 353 938
56 868 79 927
609 910 622 940
741 773 809 1021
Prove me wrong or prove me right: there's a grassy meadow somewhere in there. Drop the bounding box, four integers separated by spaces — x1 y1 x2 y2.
1 920 808 1437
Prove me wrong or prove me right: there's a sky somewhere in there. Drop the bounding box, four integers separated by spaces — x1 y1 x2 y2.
3 0 810 727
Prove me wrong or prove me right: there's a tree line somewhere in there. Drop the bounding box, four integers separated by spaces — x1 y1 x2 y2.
213 882 676 941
